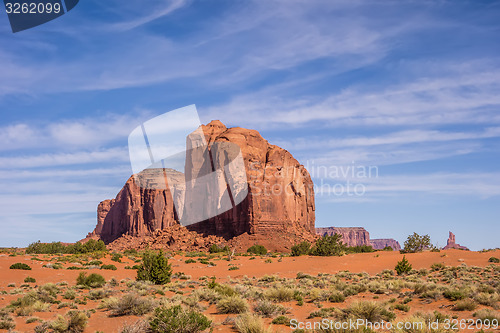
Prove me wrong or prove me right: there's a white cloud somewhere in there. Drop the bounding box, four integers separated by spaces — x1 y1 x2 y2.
203 61 500 129
0 113 150 151
0 167 131 180
0 148 129 168
315 172 500 200
277 127 500 151
110 0 188 31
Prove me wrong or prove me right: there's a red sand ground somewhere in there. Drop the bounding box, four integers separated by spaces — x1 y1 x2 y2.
1 249 498 332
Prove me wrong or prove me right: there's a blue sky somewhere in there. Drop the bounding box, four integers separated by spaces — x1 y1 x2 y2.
0 0 499 250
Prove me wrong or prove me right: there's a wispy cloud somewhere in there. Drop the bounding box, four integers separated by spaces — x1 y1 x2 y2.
277 127 500 151
315 172 500 202
203 60 500 129
0 148 129 168
0 113 149 151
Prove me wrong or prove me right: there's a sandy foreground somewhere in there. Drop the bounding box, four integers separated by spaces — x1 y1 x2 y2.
0 249 499 332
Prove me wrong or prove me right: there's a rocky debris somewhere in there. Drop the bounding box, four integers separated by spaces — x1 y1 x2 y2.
443 232 469 250
370 239 401 251
316 227 370 247
87 120 316 250
107 226 316 253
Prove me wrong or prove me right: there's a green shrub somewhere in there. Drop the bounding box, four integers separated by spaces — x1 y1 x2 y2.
26 239 106 254
401 232 431 253
10 262 32 270
264 286 295 302
123 249 138 256
383 246 394 251
474 292 499 306
185 259 196 264
253 300 287 318
234 313 270 333
310 234 346 256
119 319 148 333
0 309 15 330
488 257 500 263
209 244 230 253
271 315 291 325
216 295 249 314
44 310 88 333
344 301 395 322
136 250 172 285
24 276 36 283
453 299 477 311
327 290 346 303
111 253 123 262
430 262 446 271
393 303 410 312
473 309 500 322
76 272 105 288
347 245 375 253
395 256 412 275
63 290 76 300
443 289 466 301
149 305 211 333
101 264 117 270
109 294 155 316
291 242 311 256
247 245 267 256
308 307 338 319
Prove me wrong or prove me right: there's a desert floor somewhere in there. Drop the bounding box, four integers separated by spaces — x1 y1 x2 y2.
0 249 499 332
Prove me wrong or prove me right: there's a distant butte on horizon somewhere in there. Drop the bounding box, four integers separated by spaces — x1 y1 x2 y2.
86 120 406 252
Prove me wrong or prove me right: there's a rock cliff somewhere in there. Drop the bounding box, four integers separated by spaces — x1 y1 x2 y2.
370 239 401 251
88 120 316 250
442 232 469 250
316 227 370 247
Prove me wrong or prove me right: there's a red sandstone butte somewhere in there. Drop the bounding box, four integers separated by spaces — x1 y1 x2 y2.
442 231 469 250
87 120 316 251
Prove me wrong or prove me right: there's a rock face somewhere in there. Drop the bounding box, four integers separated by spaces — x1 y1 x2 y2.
88 120 316 250
370 239 401 251
316 227 370 247
442 232 469 250
87 169 185 243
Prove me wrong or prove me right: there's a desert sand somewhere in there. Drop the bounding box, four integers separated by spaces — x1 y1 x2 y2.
1 249 499 332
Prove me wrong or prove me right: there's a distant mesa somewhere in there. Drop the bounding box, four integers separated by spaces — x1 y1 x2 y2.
315 227 401 251
442 231 469 251
86 120 316 252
